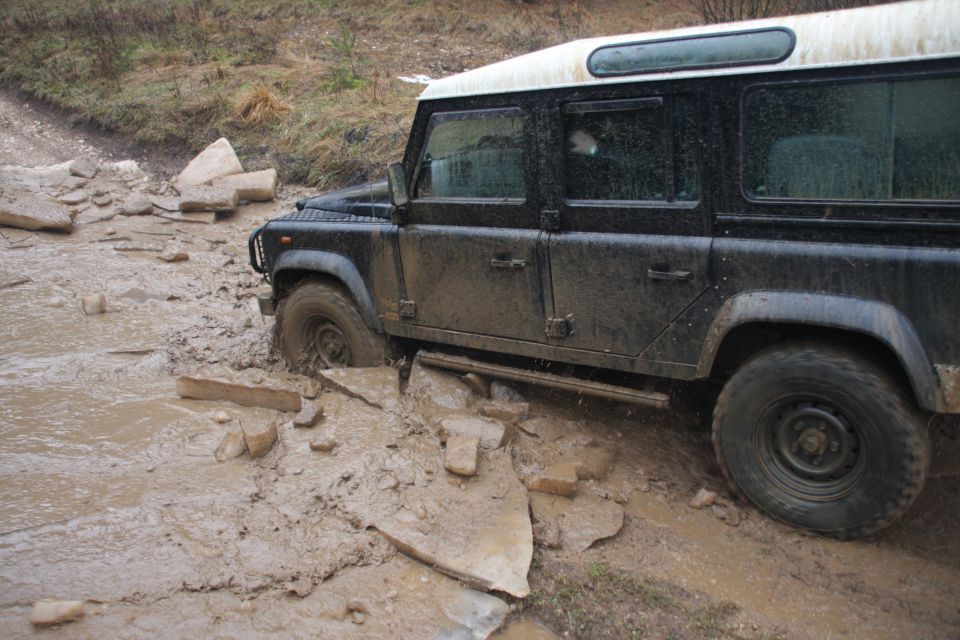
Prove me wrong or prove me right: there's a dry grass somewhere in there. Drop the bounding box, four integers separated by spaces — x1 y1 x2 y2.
235 84 293 127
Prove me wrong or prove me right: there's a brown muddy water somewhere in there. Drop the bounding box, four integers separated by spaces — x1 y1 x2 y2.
0 163 959 639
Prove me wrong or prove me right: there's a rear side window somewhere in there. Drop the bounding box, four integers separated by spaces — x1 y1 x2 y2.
415 109 525 199
562 96 699 202
744 76 960 202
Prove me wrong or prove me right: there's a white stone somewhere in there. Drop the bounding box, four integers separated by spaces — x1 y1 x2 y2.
212 168 278 201
214 431 245 461
241 420 278 458
174 138 243 190
81 293 106 315
29 599 85 626
444 436 480 476
439 415 508 449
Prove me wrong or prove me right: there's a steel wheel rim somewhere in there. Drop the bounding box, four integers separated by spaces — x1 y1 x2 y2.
753 398 867 501
303 317 352 368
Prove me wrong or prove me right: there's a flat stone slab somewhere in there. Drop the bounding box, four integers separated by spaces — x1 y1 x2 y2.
316 367 401 412
0 192 73 232
439 415 509 449
176 373 302 412
376 449 533 598
525 461 578 497
529 493 624 552
407 358 475 411
179 186 238 212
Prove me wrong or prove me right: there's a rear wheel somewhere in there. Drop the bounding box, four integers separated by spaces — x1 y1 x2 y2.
277 281 389 371
712 344 929 538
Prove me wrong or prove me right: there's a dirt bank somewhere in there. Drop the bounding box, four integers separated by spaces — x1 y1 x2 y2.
0 91 958 640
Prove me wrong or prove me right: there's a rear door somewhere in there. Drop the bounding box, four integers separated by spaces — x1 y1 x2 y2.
547 90 712 355
397 107 548 343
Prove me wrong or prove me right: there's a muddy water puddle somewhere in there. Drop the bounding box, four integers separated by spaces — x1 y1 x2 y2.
1 183 959 638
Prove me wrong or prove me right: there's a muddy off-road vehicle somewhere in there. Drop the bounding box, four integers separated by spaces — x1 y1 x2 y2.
250 1 960 537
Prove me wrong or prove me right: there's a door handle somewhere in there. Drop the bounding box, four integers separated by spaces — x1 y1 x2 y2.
491 257 527 269
647 268 691 281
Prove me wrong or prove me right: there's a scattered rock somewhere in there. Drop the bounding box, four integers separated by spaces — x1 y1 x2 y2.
29 599 85 626
115 286 172 303
350 611 366 625
0 192 73 232
211 411 231 424
58 190 87 205
81 293 107 315
375 450 533 598
148 195 180 211
490 380 525 403
69 156 98 179
478 399 529 424
525 461 578 497
566 447 616 481
346 599 369 614
461 373 490 398
240 419 278 458
159 247 189 263
316 367 401 412
92 194 112 207
176 373 302 412
293 401 324 427
689 488 717 510
712 504 742 527
444 436 480 476
58 175 88 190
529 493 624 552
111 160 145 182
309 430 337 452
174 137 244 190
212 168 278 201
439 416 509 449
516 416 570 442
407 358 475 411
176 211 218 224
75 207 115 225
179 186 238 212
532 519 562 549
119 193 153 216
378 475 400 491
214 431 245 462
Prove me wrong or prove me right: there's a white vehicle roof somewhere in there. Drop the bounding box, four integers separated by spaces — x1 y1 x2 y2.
419 0 960 101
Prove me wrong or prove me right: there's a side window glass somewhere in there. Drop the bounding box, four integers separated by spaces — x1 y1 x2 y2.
415 111 525 199
562 97 699 202
744 76 960 201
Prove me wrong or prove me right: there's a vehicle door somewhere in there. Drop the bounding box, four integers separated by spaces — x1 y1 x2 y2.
397 106 548 343
546 91 711 355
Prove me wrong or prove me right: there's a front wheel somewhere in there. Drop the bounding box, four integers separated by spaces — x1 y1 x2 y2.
712 344 929 539
277 280 390 372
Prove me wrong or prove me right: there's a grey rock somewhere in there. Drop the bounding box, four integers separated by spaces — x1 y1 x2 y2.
69 156 98 179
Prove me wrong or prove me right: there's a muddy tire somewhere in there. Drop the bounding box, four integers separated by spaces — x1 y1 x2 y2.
277 280 389 371
712 344 929 539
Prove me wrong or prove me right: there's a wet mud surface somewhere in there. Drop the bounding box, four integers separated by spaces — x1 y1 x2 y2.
1 95 960 639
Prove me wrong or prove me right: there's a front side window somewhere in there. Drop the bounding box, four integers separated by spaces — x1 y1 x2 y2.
562 97 699 202
415 110 525 199
744 76 960 202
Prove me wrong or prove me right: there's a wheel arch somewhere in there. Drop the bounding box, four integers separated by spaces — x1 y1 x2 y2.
271 250 381 331
699 291 941 412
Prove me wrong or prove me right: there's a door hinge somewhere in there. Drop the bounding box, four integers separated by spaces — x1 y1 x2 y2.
540 209 561 231
545 315 573 338
399 299 416 319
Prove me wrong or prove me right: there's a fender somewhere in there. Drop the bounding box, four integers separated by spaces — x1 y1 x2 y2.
272 249 381 331
698 291 942 412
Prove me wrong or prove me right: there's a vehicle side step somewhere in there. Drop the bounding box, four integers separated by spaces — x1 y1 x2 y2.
417 352 670 410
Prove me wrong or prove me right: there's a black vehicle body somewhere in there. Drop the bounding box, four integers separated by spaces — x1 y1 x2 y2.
250 3 960 536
